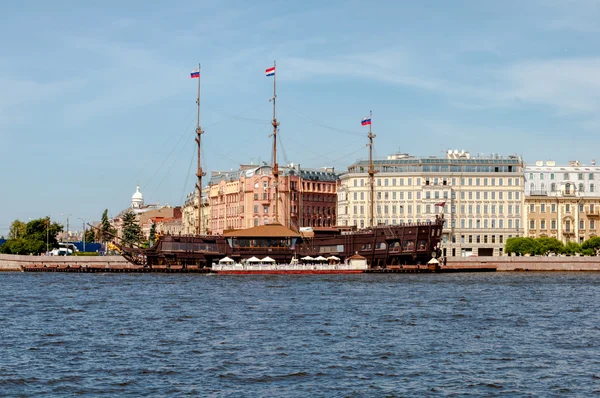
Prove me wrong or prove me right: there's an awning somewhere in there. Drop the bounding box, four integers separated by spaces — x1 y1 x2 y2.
219 256 235 264
246 256 261 263
326 256 340 261
301 256 314 261
314 256 327 261
261 256 276 263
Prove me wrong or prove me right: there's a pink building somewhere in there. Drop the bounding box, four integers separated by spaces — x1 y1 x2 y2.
209 164 338 234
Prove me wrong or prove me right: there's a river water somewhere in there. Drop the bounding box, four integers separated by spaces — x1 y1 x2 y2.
1 272 599 396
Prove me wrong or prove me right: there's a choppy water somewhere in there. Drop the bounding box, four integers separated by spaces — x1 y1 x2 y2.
1 273 600 396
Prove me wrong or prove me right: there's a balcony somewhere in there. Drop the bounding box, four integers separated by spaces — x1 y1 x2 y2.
587 209 600 218
529 190 548 196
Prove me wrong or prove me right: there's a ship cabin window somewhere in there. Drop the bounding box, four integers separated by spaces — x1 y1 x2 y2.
376 242 387 250
233 238 289 248
417 240 427 251
402 240 415 251
361 243 372 251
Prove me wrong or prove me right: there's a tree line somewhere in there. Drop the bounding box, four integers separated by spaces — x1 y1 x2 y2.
0 209 155 255
505 236 600 256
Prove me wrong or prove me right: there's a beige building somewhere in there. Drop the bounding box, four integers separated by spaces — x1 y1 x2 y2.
337 151 525 257
181 186 210 235
525 160 600 243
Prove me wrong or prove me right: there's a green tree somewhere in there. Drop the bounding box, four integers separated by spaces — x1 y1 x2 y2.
564 242 581 255
149 222 156 246
535 237 564 255
0 217 63 255
98 209 115 243
121 210 142 247
8 220 27 239
505 237 538 256
582 236 600 255
84 228 96 243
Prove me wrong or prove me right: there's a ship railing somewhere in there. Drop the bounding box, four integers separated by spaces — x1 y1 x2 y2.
211 263 367 271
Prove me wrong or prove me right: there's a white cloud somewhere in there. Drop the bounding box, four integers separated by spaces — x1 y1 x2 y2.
280 50 445 91
503 58 600 114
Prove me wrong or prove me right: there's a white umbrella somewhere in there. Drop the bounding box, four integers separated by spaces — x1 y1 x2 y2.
261 256 276 263
326 256 340 261
219 256 235 264
246 256 261 263
314 256 327 261
301 256 314 261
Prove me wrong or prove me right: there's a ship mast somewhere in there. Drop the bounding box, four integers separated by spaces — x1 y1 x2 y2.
368 110 376 228
270 60 280 224
195 63 206 234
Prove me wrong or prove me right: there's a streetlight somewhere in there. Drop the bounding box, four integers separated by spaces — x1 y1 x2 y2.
46 215 50 255
78 217 90 252
61 213 72 243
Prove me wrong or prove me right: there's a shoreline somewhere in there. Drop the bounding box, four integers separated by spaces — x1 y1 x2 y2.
1 253 599 273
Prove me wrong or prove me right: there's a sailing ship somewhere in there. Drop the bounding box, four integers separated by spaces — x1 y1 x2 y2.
117 63 444 272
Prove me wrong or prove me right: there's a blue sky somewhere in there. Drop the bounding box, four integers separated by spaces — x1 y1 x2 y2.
2 0 600 233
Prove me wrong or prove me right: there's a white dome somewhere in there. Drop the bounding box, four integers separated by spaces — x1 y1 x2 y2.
131 185 144 208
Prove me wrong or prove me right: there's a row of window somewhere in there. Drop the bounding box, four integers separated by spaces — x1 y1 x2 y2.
458 234 504 244
529 203 597 213
347 217 520 230
528 172 596 181
351 177 521 187
347 190 521 201
529 182 595 193
347 204 520 216
529 219 596 230
350 165 519 174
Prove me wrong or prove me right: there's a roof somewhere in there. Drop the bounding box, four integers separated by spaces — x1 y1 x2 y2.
347 253 366 260
223 223 300 238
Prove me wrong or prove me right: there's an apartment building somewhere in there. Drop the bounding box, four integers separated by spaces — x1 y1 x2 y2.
525 160 600 243
181 186 210 235
208 163 338 234
337 150 525 257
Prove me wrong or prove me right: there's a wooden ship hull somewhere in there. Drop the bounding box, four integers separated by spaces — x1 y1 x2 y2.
119 219 444 271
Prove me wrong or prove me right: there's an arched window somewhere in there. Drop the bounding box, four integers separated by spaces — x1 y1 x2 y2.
565 183 571 194
541 183 546 192
530 182 535 192
550 173 555 180
579 183 585 193
551 183 556 192
590 183 595 192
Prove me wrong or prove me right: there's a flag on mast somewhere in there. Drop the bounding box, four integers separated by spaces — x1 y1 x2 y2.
435 202 446 207
361 116 372 126
265 66 275 77
190 69 200 79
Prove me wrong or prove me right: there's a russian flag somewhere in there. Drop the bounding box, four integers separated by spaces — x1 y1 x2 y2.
361 117 371 126
265 66 275 77
190 70 200 79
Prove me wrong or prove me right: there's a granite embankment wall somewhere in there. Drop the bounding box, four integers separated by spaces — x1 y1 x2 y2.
0 253 129 271
2 253 600 272
447 256 600 271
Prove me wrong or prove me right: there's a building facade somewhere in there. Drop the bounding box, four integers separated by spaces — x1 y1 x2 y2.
524 160 600 244
112 186 182 241
337 151 525 257
181 186 210 235
208 163 338 234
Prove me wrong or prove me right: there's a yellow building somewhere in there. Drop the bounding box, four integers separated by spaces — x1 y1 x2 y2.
525 160 600 243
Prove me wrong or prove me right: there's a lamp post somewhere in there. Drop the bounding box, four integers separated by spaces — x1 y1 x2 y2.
46 215 50 254
78 217 90 252
61 213 72 243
